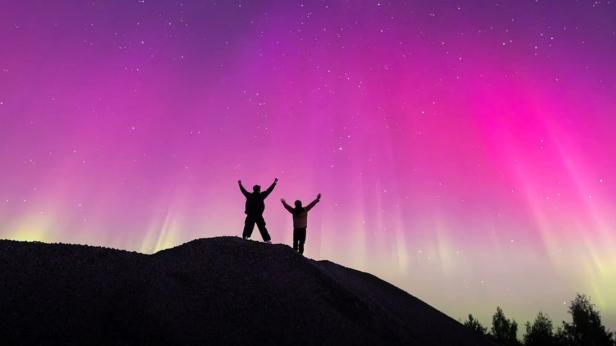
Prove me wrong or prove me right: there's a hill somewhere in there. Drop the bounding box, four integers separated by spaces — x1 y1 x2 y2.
0 236 494 345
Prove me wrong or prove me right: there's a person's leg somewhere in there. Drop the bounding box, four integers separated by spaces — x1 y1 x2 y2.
242 216 255 239
293 228 299 252
298 228 306 255
255 217 271 242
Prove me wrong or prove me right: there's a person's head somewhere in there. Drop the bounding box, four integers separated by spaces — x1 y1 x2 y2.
295 200 302 208
253 185 261 193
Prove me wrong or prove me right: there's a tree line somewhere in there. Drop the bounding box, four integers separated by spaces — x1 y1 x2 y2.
463 294 615 346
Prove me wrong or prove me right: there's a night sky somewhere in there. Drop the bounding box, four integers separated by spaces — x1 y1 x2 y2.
1 0 616 329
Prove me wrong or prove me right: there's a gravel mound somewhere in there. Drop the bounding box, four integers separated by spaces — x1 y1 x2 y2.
0 237 494 346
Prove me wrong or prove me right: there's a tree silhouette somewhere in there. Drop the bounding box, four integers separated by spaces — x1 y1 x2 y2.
557 294 614 346
463 314 487 336
524 311 558 346
491 307 521 346
465 294 616 346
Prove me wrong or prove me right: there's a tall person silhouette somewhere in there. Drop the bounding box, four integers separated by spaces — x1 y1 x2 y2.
238 178 278 243
281 194 321 255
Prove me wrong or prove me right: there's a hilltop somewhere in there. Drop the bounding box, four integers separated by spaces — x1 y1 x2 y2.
0 237 494 345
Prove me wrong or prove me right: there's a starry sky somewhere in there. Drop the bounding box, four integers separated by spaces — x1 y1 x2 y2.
1 0 616 329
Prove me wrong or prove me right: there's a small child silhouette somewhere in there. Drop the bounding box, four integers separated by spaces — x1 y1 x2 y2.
281 194 321 255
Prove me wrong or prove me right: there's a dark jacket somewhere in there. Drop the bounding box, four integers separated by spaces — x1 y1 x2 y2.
240 182 276 216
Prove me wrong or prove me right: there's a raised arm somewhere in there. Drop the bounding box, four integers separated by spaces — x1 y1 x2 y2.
281 199 294 213
262 178 278 198
305 193 321 211
238 180 250 197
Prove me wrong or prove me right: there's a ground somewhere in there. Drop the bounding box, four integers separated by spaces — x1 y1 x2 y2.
0 236 494 346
